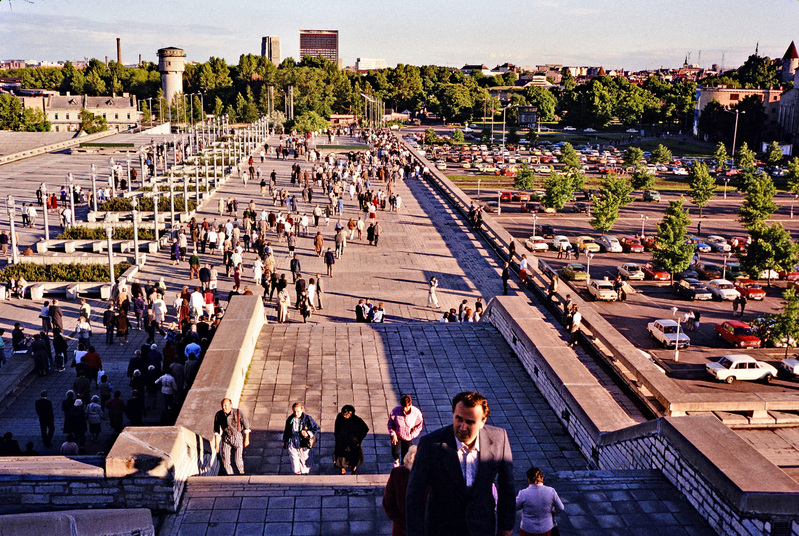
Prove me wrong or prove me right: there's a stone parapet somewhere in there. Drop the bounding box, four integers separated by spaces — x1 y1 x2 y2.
0 508 153 536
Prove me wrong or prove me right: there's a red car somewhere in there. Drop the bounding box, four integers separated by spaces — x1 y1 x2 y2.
643 263 670 281
640 236 660 251
499 191 513 202
779 266 799 281
733 279 766 300
715 321 762 348
728 236 749 253
620 236 644 253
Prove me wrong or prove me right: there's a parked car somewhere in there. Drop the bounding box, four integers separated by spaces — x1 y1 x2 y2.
551 235 572 251
572 202 589 213
686 237 711 253
642 263 670 281
780 358 799 377
647 319 691 348
707 279 741 301
642 190 661 202
594 235 623 253
588 279 618 301
706 354 777 384
673 167 689 176
640 236 660 251
705 235 732 253
620 236 644 253
733 279 766 300
674 278 712 301
575 236 601 253
758 269 781 281
779 266 799 280
694 262 723 280
525 235 549 252
561 263 587 281
724 262 747 279
512 191 531 202
482 201 500 213
435 161 447 170
539 224 555 239
499 191 514 202
729 236 749 253
520 202 539 213
618 263 645 280
715 321 762 348
674 268 699 281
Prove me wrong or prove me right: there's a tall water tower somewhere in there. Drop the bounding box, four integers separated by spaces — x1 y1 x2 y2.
157 47 185 105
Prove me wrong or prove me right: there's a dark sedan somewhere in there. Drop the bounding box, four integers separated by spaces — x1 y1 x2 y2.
674 278 712 301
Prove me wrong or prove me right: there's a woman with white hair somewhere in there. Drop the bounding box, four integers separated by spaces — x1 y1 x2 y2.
382 445 418 536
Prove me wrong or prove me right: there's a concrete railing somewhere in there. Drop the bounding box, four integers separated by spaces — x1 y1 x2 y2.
0 507 153 535
0 130 117 166
483 296 799 536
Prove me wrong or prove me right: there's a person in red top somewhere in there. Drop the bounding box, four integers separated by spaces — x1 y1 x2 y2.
82 346 103 385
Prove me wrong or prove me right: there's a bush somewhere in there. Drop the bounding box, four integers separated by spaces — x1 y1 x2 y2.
0 262 131 283
99 196 197 212
57 227 154 240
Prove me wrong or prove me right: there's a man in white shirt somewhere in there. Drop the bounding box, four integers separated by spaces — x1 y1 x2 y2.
189 287 205 320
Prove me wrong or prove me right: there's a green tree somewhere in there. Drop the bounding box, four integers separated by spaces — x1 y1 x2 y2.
0 94 23 130
20 107 51 132
424 127 437 145
786 157 799 195
650 144 672 164
212 96 224 118
451 129 465 143
736 53 779 89
589 175 632 234
290 110 329 134
764 141 784 169
652 197 694 277
525 130 538 144
480 126 492 144
438 83 474 123
79 108 107 134
542 171 573 211
734 141 757 171
739 172 777 228
714 142 729 171
688 162 717 217
623 146 644 169
268 110 286 133
514 164 535 190
740 223 799 286
85 70 107 96
506 127 519 145
192 95 204 123
771 287 799 357
523 86 557 122
558 142 581 170
630 167 655 190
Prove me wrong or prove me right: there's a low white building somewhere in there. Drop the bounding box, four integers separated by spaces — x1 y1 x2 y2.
20 92 140 132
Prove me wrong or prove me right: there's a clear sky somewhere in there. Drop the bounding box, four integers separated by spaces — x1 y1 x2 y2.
2 0 798 71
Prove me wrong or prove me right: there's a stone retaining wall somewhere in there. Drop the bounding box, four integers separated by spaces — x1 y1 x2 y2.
484 296 799 536
0 507 154 535
0 130 117 166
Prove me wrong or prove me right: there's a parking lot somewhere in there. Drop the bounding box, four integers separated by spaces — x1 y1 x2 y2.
478 188 799 394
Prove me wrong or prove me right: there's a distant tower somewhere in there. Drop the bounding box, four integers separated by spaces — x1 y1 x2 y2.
299 30 339 63
782 41 799 83
261 36 281 65
157 47 186 105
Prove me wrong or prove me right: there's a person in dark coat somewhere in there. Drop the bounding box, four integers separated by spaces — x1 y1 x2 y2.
35 390 55 448
333 405 370 474
382 445 418 536
65 399 87 447
48 300 64 334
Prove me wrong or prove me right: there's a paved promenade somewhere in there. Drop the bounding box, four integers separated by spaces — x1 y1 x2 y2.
0 133 712 535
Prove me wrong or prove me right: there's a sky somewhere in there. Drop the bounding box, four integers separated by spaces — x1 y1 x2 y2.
2 0 799 72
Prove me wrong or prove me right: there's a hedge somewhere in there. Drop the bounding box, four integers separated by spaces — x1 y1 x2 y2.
0 262 132 283
57 227 155 240
99 196 198 212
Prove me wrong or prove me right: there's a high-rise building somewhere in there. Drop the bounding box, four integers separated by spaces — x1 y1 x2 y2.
299 30 338 63
261 36 281 65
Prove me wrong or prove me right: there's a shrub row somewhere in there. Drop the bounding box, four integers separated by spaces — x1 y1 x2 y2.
0 262 131 282
57 227 155 240
99 196 198 212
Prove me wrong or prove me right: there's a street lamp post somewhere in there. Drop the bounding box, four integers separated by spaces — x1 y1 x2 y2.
586 253 594 284
640 214 648 237
501 104 515 146
90 164 98 213
152 190 160 245
723 177 730 200
183 172 189 218
194 164 200 207
731 110 743 156
532 214 538 238
792 194 798 219
41 183 49 241
722 252 732 280
7 196 18 265
131 196 140 266
477 178 481 200
671 307 684 362
67 173 75 228
169 174 176 228
106 227 115 285
497 190 501 215
126 153 132 193
109 157 116 198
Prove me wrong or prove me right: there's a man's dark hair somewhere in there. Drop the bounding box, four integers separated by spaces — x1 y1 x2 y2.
400 394 412 407
451 391 490 419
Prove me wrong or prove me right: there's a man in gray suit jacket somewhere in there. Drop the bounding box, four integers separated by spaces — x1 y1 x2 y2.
406 391 515 536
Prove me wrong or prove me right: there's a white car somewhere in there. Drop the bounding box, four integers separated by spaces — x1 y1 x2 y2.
595 235 623 253
707 279 741 301
551 235 571 251
617 263 645 280
780 358 799 376
648 319 691 349
584 128 596 133
435 161 447 170
525 235 549 252
588 280 618 301
707 354 777 384
563 126 577 131
672 167 689 176
759 269 780 280
705 235 731 253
